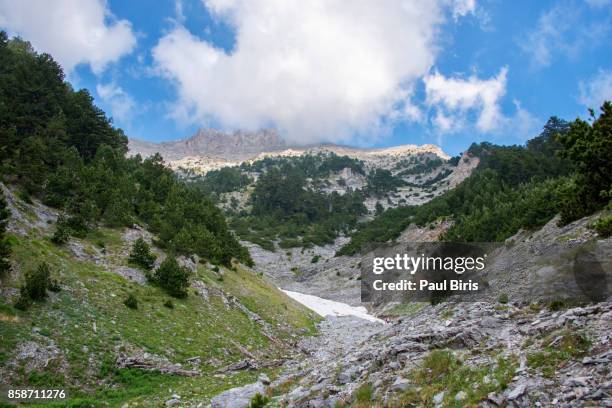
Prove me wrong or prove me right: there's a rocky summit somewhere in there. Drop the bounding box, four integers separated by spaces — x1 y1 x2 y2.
128 128 450 174
128 128 288 162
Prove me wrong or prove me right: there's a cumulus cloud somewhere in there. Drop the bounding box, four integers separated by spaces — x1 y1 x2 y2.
579 70 612 110
0 0 136 74
96 82 136 124
152 0 463 144
521 2 610 68
424 68 508 133
451 0 476 20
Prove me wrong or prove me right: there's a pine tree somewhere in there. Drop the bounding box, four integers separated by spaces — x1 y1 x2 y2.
128 237 157 271
557 102 612 224
154 256 190 298
51 215 70 245
22 262 51 301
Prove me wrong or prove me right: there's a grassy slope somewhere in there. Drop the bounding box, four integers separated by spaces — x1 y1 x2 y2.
0 222 319 407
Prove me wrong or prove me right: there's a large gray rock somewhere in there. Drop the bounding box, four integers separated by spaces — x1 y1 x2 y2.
210 382 265 408
391 376 411 392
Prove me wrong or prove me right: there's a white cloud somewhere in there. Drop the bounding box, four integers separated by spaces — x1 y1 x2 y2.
579 70 612 110
424 68 508 133
0 0 136 74
173 0 186 24
585 0 611 8
521 2 610 68
152 0 479 145
504 100 541 142
96 82 136 124
451 0 476 20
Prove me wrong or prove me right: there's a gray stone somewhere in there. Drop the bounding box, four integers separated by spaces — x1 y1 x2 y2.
391 376 411 392
507 383 527 400
289 386 308 401
258 373 270 385
455 391 467 401
487 392 504 406
565 376 589 387
433 391 445 406
210 382 265 408
388 361 400 370
337 371 352 385
308 398 325 408
165 399 180 407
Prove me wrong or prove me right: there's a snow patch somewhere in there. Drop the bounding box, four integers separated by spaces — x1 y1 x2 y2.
282 289 384 324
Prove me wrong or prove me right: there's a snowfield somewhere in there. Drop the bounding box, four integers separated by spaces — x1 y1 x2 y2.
281 289 384 324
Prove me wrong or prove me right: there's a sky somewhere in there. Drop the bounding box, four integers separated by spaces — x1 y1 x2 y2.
0 0 611 155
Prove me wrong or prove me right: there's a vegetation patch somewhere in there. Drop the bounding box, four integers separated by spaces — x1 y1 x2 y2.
390 349 517 407
353 383 374 406
340 110 612 255
0 225 318 406
591 213 612 237
128 237 157 271
527 329 590 378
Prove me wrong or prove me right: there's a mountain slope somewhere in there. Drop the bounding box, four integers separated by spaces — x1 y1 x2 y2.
0 184 319 406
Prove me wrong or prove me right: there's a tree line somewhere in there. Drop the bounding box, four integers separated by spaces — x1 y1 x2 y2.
338 111 612 255
0 32 251 267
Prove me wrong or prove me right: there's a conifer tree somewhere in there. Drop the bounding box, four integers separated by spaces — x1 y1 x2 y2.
154 256 190 298
129 237 157 271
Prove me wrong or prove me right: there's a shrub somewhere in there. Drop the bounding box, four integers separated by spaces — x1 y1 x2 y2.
48 279 61 292
154 256 190 298
248 393 269 408
22 262 51 301
128 237 156 271
498 293 509 304
15 262 56 309
124 293 138 309
14 295 31 311
63 215 89 238
311 255 320 263
51 217 70 245
163 299 174 309
548 299 566 311
591 214 612 238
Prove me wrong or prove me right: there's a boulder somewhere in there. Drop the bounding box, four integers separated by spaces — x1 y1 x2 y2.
210 382 265 408
391 376 411 392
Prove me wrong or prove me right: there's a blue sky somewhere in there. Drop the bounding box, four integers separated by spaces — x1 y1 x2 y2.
1 0 611 155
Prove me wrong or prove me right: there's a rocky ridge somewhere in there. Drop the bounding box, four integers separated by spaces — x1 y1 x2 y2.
128 128 450 175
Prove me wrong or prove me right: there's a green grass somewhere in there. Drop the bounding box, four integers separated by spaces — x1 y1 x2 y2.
590 213 612 237
0 228 319 407
353 383 373 404
527 329 590 378
390 349 517 408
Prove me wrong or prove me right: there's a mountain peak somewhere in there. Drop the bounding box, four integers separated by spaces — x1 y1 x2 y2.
128 129 450 173
128 128 287 161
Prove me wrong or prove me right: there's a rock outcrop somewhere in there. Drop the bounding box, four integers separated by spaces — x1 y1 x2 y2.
270 301 612 407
